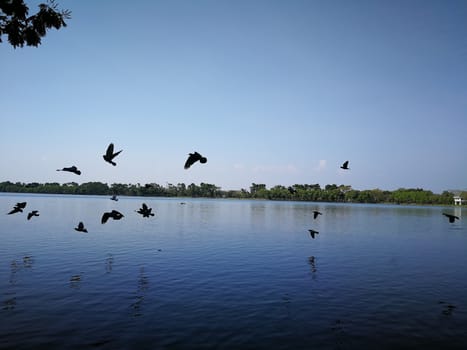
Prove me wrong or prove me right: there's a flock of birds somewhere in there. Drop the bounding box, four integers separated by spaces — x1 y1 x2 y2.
6 143 208 232
5 143 461 236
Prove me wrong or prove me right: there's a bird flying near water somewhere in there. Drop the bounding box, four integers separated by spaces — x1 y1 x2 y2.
313 210 322 219
7 202 27 215
75 221 88 233
103 143 122 166
184 151 207 169
57 166 81 175
340 161 350 170
442 213 460 223
27 210 39 220
101 210 124 224
110 195 118 201
136 203 155 218
308 229 319 239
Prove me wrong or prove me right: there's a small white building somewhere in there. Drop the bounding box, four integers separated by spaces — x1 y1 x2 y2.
454 195 465 205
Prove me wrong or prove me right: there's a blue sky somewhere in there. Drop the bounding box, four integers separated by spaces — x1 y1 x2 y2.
1 0 466 192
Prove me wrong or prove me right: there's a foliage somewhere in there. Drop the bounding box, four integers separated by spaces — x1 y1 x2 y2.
0 0 71 48
0 181 457 205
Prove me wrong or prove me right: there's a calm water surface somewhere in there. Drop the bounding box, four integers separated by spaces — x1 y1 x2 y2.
1 194 467 349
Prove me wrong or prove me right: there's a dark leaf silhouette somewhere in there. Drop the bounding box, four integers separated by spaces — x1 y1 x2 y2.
0 0 71 48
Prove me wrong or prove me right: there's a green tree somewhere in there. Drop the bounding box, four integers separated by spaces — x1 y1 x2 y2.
78 182 109 195
250 183 268 198
0 0 71 48
269 185 290 200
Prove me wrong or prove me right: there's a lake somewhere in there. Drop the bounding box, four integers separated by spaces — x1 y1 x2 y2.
1 193 466 349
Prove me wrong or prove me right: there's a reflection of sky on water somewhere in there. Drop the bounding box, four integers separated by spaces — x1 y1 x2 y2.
0 194 466 349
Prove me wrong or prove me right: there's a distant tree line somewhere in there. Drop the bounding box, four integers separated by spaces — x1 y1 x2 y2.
0 181 460 205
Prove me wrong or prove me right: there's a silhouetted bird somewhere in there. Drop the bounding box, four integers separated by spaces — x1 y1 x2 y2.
27 210 39 220
101 210 124 224
57 166 81 175
340 161 350 170
75 221 88 233
110 195 118 201
288 186 296 194
308 229 319 239
103 143 122 166
136 203 155 218
443 213 460 223
7 202 27 215
184 151 207 169
313 210 322 219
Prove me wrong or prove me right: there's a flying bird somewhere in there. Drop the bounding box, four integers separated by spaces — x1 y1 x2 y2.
184 151 207 169
8 202 27 215
110 195 118 201
103 143 122 166
308 229 319 239
57 166 81 175
340 161 350 170
136 203 155 218
443 213 460 223
75 221 88 233
27 210 39 220
101 210 124 224
313 210 322 219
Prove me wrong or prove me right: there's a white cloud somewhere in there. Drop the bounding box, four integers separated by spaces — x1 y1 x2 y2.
315 159 327 172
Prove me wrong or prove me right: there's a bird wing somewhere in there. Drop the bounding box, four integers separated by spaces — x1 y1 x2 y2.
342 161 349 168
184 154 194 169
106 143 114 158
443 213 457 219
17 202 27 209
184 152 201 169
111 210 124 218
111 150 122 159
142 203 148 211
101 212 110 224
27 212 33 220
78 221 84 230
